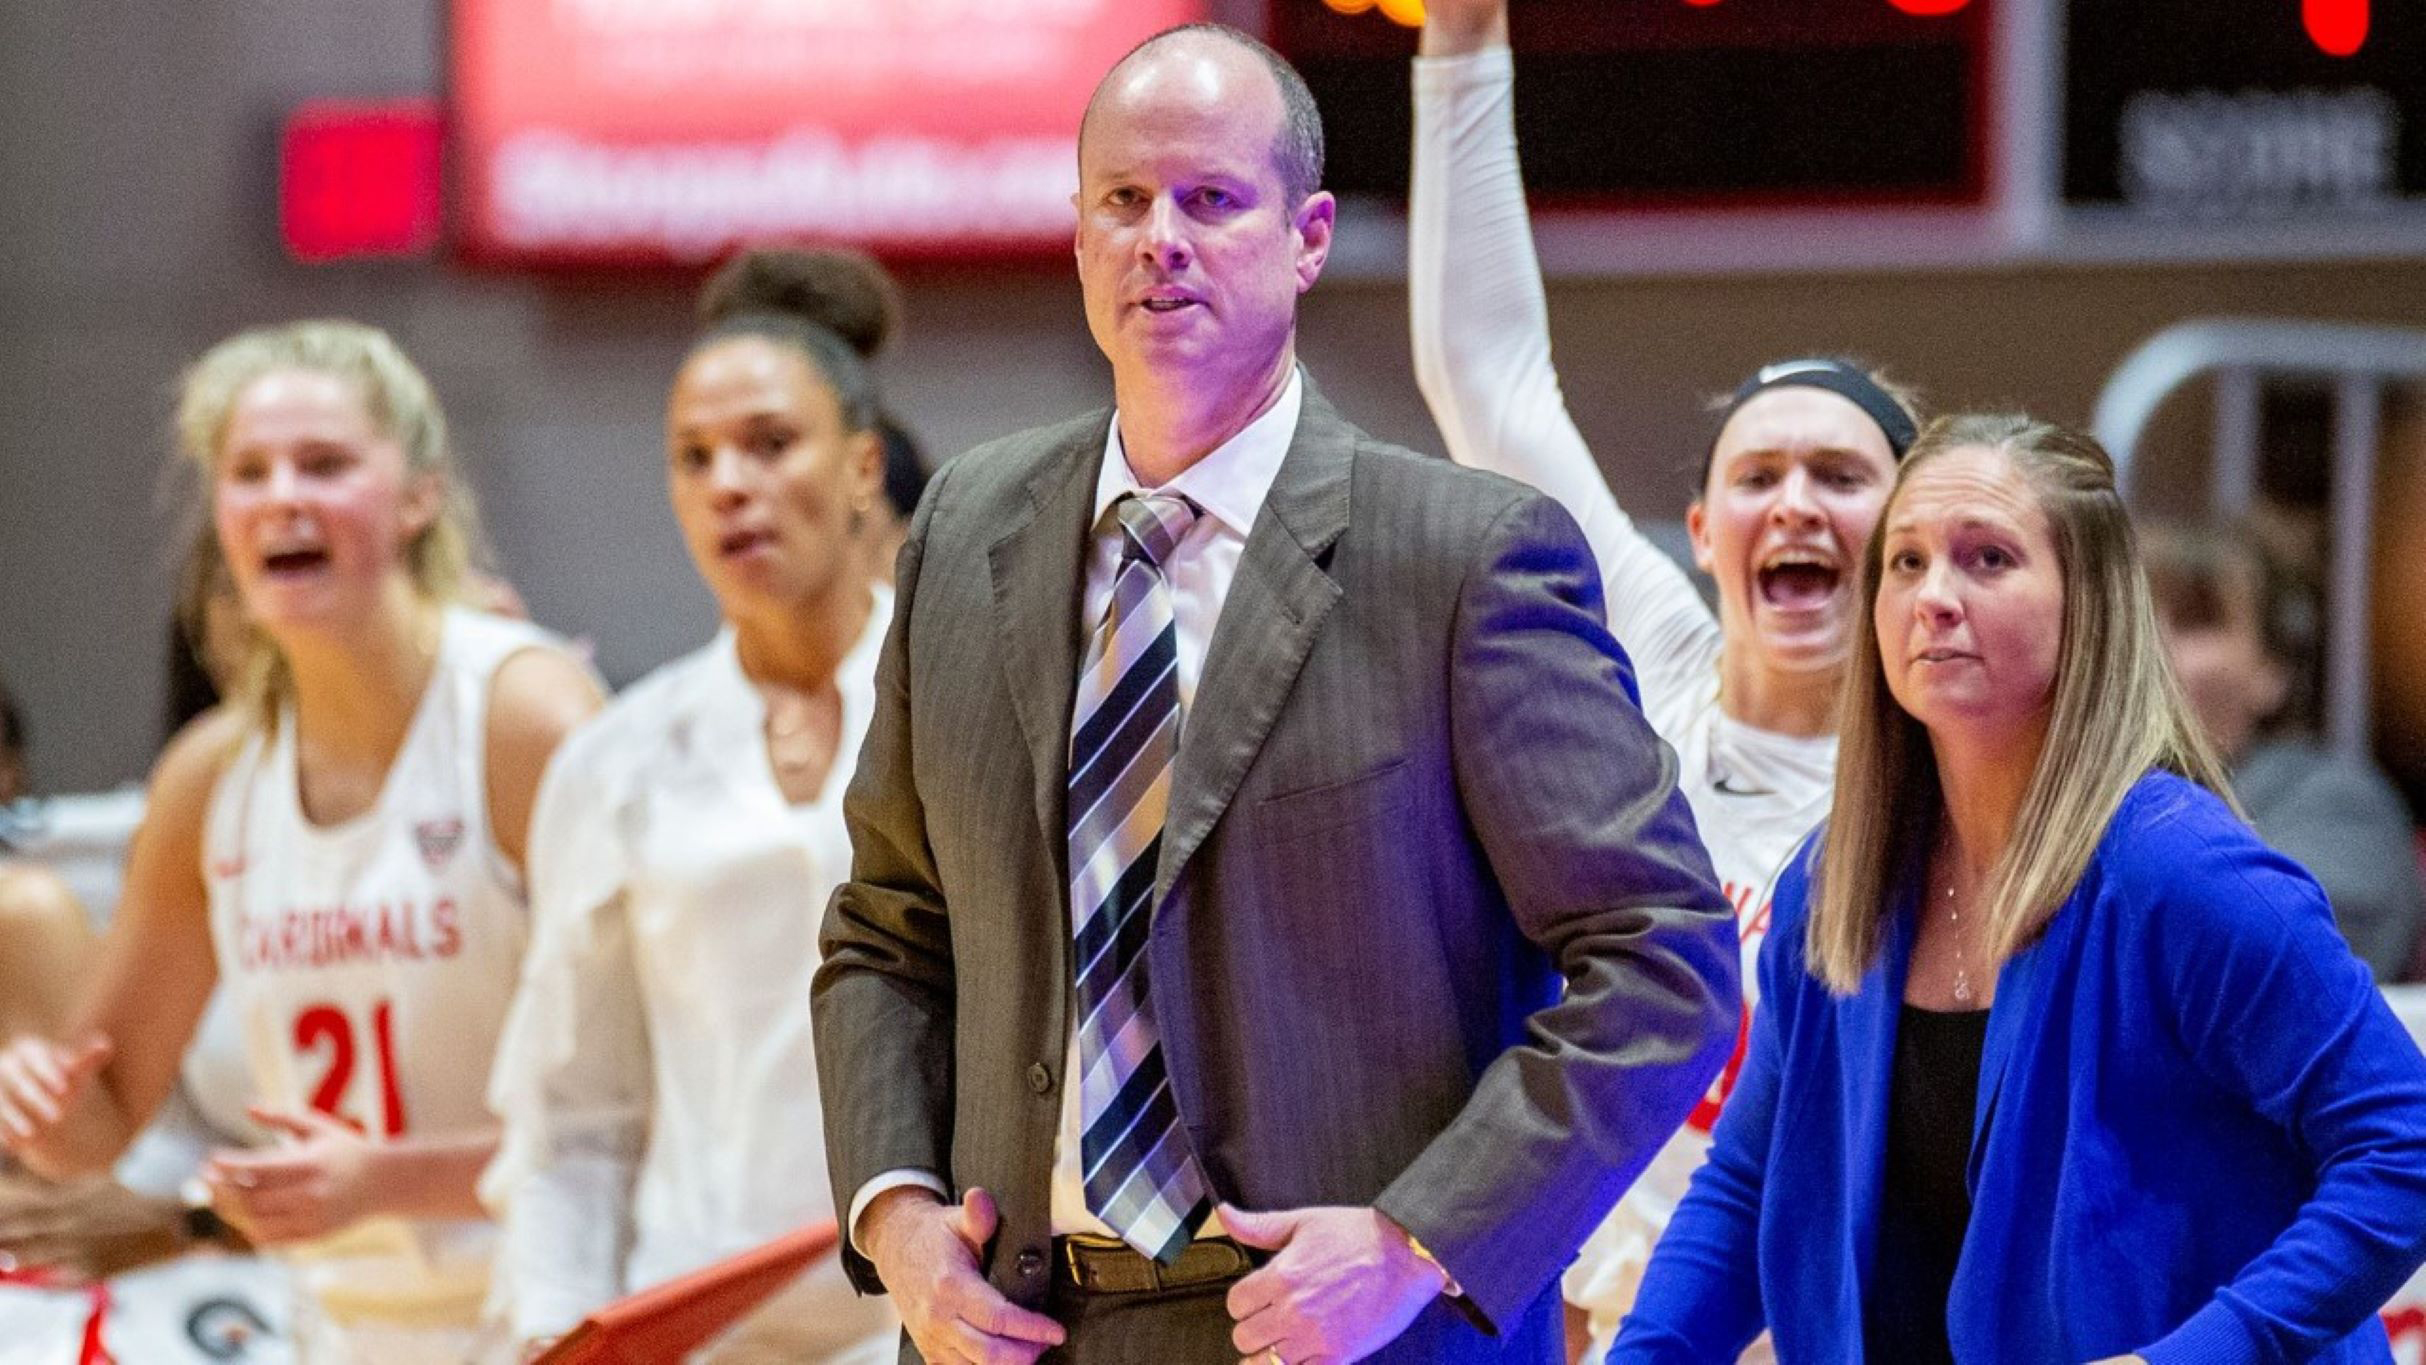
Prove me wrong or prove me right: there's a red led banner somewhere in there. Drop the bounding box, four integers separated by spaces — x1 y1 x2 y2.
280 100 444 264
452 0 1205 266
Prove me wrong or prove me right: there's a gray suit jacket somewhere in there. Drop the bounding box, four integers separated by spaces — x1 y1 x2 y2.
815 384 1739 1361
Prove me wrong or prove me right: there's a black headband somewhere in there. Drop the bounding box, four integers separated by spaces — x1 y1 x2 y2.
1713 359 1919 462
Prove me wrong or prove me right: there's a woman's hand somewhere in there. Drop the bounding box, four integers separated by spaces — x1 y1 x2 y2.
0 1035 114 1180
203 1106 376 1247
1420 0 1510 57
0 1175 186 1282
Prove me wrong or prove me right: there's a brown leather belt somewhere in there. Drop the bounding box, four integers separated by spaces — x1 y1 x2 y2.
1054 1233 1255 1295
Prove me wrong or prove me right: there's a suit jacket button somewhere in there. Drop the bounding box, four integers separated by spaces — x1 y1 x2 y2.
1016 1247 1046 1277
1027 1062 1054 1095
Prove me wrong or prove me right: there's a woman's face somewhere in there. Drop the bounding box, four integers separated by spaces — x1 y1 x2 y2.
666 337 880 622
2155 577 2285 763
1690 387 1899 678
1873 445 2066 750
211 369 433 636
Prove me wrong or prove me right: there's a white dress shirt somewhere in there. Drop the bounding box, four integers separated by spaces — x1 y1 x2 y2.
491 596 899 1360
849 370 1303 1249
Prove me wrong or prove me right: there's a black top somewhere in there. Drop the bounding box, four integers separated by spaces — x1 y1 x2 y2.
1864 1003 1990 1364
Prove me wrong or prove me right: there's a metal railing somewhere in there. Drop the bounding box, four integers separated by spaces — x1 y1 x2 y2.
2093 318 2426 758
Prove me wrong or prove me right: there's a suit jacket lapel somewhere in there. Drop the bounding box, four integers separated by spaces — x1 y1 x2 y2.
988 418 1109 873
1153 388 1352 908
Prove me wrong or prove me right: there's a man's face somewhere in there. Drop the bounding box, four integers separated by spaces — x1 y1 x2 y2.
1074 40 1333 393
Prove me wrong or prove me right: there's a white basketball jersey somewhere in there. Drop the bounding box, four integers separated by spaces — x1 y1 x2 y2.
202 608 557 1350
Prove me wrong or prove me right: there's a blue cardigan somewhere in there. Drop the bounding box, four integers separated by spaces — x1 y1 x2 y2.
1612 771 2426 1364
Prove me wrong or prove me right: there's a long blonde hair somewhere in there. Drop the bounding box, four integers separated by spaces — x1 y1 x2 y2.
1806 413 2234 994
173 320 486 721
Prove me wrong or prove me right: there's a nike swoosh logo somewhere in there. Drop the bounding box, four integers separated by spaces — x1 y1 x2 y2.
1710 774 1772 797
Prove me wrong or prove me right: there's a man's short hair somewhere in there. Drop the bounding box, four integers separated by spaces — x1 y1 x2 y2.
1083 22 1326 206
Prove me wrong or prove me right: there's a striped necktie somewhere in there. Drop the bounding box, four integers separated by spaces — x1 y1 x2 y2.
1066 491 1212 1264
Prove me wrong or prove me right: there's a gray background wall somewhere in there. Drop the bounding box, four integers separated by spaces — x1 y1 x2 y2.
3 2 2421 793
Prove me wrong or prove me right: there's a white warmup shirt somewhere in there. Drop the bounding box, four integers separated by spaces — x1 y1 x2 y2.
488 592 898 1363
203 607 563 1358
1413 47 1832 1359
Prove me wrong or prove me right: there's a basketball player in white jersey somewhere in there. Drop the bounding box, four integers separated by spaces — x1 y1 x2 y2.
1409 3 1923 1357
487 248 904 1363
0 320 602 1362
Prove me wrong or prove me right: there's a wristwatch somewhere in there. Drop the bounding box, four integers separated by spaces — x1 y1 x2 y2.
178 1177 230 1248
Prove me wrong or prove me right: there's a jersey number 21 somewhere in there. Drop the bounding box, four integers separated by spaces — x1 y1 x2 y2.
294 1000 408 1138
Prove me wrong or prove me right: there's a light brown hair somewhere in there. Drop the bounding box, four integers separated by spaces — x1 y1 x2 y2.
1806 413 2234 993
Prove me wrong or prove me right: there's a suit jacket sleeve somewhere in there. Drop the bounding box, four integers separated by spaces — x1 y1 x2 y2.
1373 491 1742 1331
814 457 961 1296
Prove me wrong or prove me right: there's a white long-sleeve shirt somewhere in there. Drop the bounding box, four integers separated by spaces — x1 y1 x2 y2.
488 598 897 1362
1411 46 1827 1358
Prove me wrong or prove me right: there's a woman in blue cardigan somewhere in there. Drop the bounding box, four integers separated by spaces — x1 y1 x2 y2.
1612 414 2426 1364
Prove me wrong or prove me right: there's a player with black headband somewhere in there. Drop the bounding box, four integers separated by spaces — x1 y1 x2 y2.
1408 2 1921 1358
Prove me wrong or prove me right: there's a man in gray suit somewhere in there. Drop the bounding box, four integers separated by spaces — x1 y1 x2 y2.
814 23 1739 1365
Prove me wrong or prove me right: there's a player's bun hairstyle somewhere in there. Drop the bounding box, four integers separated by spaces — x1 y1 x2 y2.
698 247 900 361
691 248 894 431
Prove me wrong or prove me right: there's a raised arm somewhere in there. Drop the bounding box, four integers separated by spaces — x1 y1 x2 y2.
1410 0 1722 713
1411 0 1601 523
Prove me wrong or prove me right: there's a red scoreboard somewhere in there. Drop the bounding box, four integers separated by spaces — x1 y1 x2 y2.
449 0 1205 266
1270 0 1995 210
2062 0 2424 219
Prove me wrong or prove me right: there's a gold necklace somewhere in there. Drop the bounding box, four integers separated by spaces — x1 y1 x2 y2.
762 688 838 773
1941 872 1976 1006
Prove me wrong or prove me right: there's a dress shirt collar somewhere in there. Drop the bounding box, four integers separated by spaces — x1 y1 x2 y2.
1092 368 1303 539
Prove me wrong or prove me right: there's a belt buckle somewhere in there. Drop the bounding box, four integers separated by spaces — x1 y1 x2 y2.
1060 1233 1130 1293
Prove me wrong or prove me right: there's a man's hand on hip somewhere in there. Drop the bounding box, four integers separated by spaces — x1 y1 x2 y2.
861 1185 1066 1365
1220 1204 1452 1365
